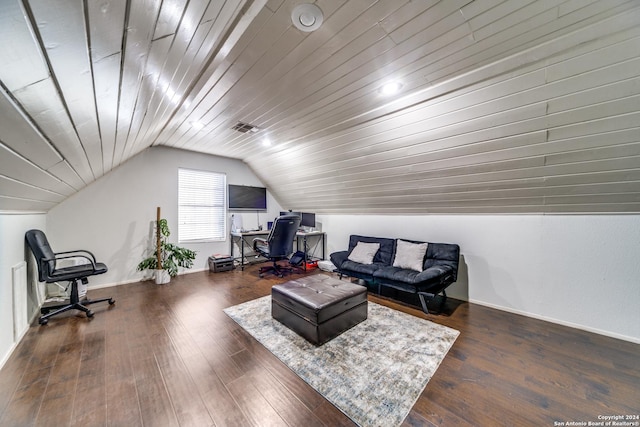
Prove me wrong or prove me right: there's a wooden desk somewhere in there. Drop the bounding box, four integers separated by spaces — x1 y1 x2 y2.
229 230 326 271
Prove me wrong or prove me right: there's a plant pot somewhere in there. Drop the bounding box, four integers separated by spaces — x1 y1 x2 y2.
155 269 170 285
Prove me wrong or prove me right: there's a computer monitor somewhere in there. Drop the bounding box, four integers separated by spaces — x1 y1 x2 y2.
300 212 315 228
280 211 301 218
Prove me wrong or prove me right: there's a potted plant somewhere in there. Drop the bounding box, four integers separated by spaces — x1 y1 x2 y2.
137 207 197 284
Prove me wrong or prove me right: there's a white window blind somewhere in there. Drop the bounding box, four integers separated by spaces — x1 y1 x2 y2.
178 169 226 242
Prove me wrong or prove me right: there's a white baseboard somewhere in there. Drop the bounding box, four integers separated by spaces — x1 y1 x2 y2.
468 298 640 344
0 312 33 371
0 342 17 372
87 267 210 290
1 269 214 371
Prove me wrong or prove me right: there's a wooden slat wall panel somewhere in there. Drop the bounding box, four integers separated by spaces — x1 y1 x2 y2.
126 0 212 153
125 36 174 154
88 0 127 172
0 196 56 212
12 80 95 185
0 0 49 91
176 0 389 152
0 1 639 213
268 47 532 155
220 1 636 162
240 3 640 213
256 53 639 176
174 4 303 149
0 145 74 196
246 1 487 138
0 176 65 204
158 0 250 146
133 0 243 152
28 0 104 178
92 53 122 173
241 0 409 120
427 0 630 84
283 164 640 204
133 0 251 161
362 2 632 140
46 161 85 191
0 1 86 194
154 0 189 40
0 89 62 170
112 0 162 167
265 15 474 144
167 0 271 134
262 74 549 175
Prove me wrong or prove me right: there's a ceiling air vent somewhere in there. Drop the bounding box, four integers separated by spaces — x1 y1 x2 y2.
231 121 260 133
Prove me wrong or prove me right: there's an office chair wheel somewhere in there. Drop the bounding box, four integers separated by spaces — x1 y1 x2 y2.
259 274 264 278
39 317 48 325
108 298 115 305
86 310 94 318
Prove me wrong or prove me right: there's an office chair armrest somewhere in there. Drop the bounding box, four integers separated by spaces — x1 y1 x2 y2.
44 251 98 269
56 249 98 263
253 237 267 251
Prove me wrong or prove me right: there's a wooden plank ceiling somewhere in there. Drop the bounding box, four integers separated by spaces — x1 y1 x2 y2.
1 0 639 213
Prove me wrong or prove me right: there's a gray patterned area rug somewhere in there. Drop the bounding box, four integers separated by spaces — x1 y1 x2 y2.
224 296 459 427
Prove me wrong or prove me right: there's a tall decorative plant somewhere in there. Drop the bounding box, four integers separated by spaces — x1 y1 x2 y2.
137 207 197 282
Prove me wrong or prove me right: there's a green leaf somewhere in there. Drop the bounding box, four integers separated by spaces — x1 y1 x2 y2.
137 216 197 277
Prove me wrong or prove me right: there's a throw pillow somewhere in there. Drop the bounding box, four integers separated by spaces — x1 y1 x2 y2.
393 239 428 272
347 241 381 265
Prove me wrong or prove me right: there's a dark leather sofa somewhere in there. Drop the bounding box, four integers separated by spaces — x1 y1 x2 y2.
330 234 460 313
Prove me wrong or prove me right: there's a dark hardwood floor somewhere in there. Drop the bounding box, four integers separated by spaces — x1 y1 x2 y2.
0 266 638 426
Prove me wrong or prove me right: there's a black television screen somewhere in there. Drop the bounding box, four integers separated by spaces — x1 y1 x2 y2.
301 212 316 227
228 185 267 210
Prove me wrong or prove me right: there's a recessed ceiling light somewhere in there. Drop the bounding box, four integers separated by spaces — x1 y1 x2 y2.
262 137 272 147
379 81 403 96
190 121 204 130
291 4 323 32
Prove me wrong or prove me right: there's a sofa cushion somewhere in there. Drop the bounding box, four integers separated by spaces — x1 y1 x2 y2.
340 260 383 276
374 264 455 289
373 266 421 287
347 241 380 265
393 239 428 272
348 235 395 265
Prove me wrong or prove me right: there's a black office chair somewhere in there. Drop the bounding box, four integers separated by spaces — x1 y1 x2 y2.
253 214 301 277
25 229 115 324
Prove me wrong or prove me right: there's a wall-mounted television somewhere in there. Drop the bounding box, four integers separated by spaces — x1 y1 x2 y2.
301 212 316 228
228 185 267 210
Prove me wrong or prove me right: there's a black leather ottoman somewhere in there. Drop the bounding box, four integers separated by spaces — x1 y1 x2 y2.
271 275 368 345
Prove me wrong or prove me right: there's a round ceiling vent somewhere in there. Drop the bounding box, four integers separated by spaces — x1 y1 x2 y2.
291 4 323 32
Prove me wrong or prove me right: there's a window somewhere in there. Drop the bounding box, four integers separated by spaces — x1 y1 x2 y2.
178 168 226 242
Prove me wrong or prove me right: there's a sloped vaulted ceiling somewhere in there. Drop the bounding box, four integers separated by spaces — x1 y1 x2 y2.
1 0 639 214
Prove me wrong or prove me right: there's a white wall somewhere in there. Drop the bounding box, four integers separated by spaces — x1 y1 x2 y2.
46 146 283 287
321 214 640 343
0 213 46 367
